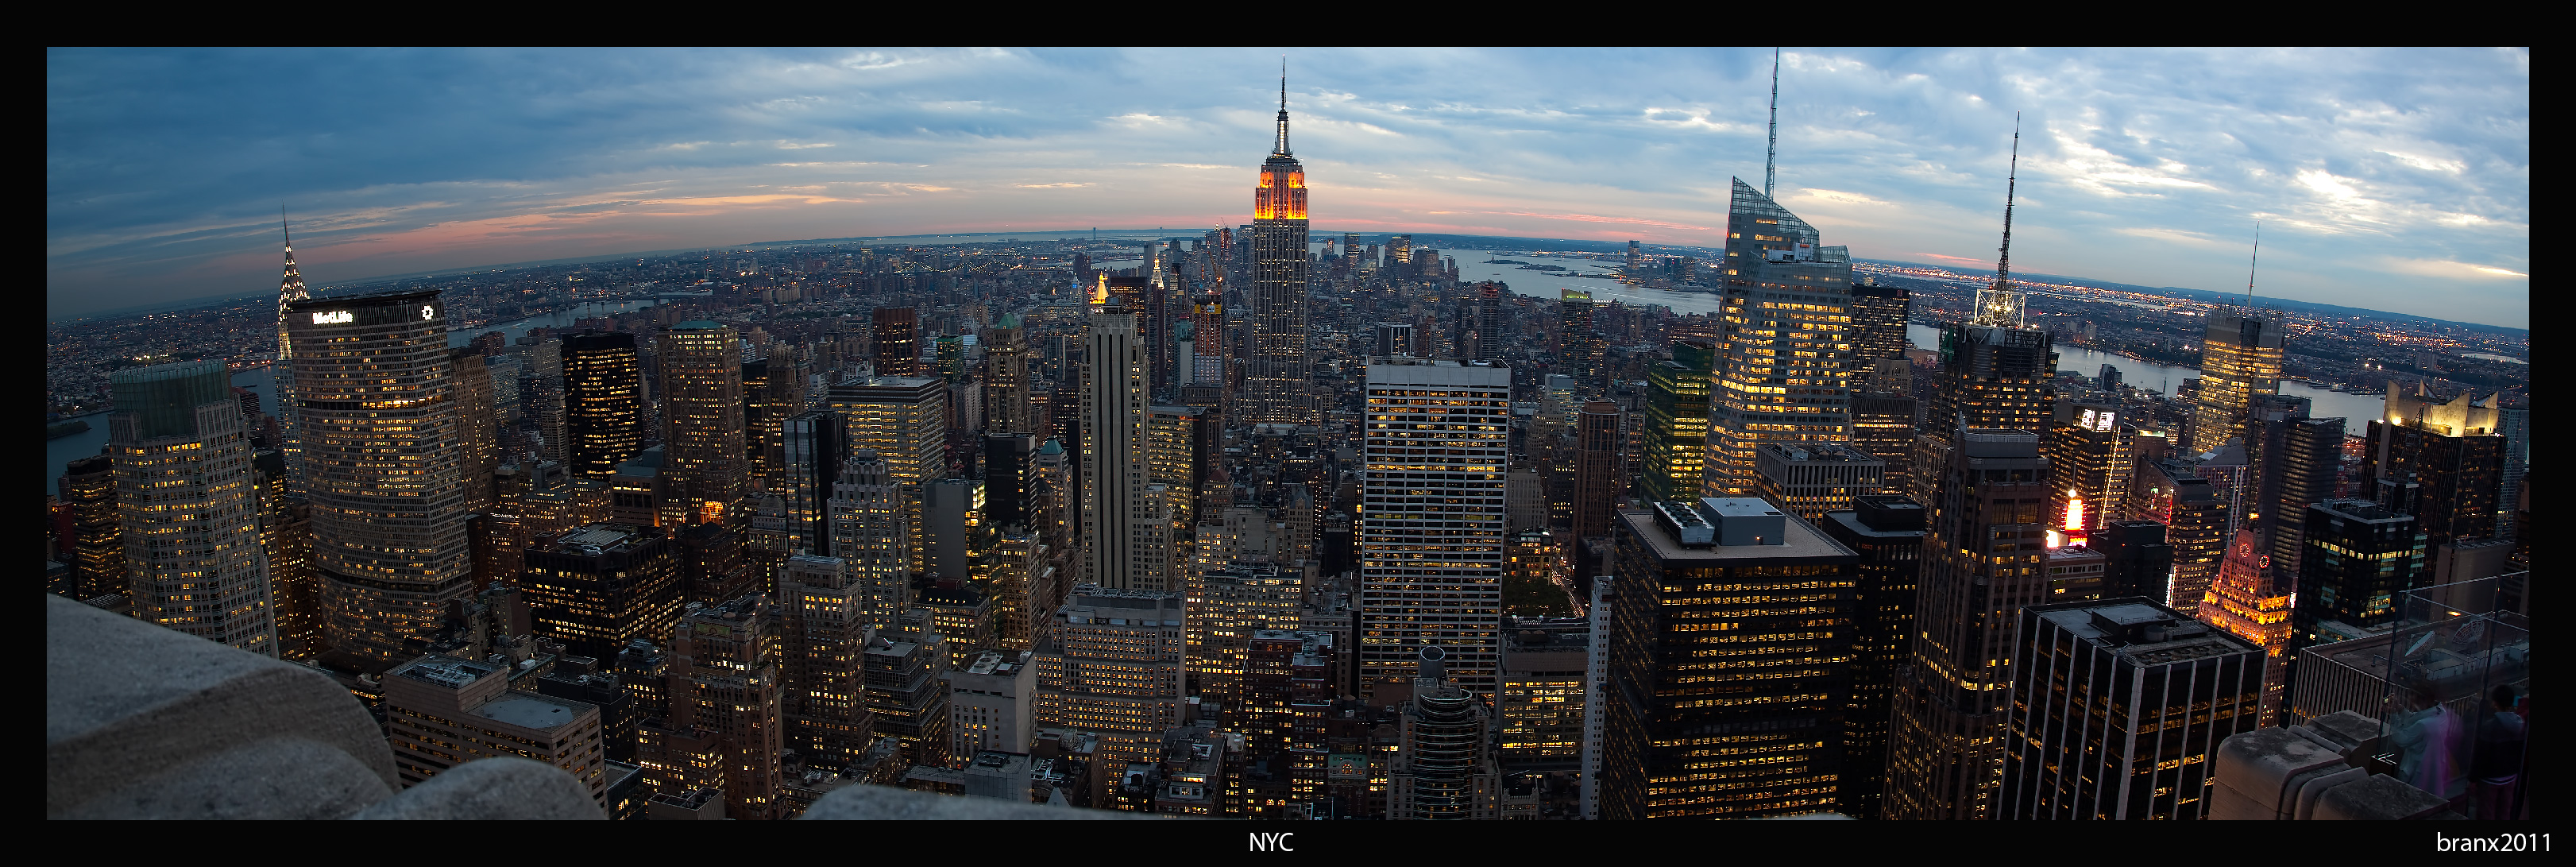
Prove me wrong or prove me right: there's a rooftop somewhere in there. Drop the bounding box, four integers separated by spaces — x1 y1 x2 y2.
1622 505 1856 563
472 695 591 733
392 656 501 689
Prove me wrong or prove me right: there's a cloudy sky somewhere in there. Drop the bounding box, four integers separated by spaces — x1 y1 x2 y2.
45 47 2529 327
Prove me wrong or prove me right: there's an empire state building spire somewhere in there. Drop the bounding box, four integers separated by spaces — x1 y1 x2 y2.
279 207 309 304
1273 57 1292 157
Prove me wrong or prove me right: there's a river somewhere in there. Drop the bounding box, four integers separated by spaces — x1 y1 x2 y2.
41 300 655 497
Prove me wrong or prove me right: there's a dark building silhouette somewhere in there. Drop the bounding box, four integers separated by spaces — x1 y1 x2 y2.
1819 495 1924 819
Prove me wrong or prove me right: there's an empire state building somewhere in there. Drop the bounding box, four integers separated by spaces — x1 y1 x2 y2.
1243 69 1311 424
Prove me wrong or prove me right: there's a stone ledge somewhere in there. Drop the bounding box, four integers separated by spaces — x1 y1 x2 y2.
801 784 1161 820
347 757 604 820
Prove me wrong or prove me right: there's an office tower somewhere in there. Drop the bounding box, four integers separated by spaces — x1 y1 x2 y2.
2290 498 2427 652
778 554 879 766
1556 291 1602 385
1194 559 1304 703
269 218 313 495
1373 322 1413 358
2001 598 2262 819
1390 647 1498 820
1358 360 1512 700
2189 312 2286 454
922 478 982 583
640 594 786 819
1572 401 1623 540
2157 474 2228 617
673 523 753 608
1886 429 2059 820
2094 520 2175 602
285 290 477 660
2195 528 2296 726
563 331 645 479
779 410 846 555
531 656 639 765
661 321 747 526
1145 405 1215 527
1081 312 1156 589
1622 238 1643 278
448 350 500 513
873 307 920 377
1237 629 1334 814
2361 385 2507 549
1819 495 1925 819
828 376 949 571
1243 74 1311 425
742 358 774 485
1751 442 1887 524
60 454 125 602
827 450 912 633
933 335 964 386
1391 234 1413 268
522 523 682 661
1033 586 1185 772
383 655 611 811
107 362 277 655
946 648 1037 759
2250 412 2343 576
1848 273 1910 362
1925 127 2056 455
1601 499 1859 819
1702 180 1857 497
1641 339 1713 503
865 625 952 768
251 450 323 657
2045 401 2129 535
1496 617 1588 772
1849 392 1918 497
529 338 569 464
983 315 1032 435
983 432 1040 530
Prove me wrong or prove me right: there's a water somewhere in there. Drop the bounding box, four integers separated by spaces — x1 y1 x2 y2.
1461 254 1704 311
41 301 652 497
1903 323 2383 432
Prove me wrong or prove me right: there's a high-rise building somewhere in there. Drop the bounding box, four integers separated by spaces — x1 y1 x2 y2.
1145 405 1215 528
1081 312 1157 589
863 628 951 769
1886 429 2061 820
1358 360 1511 700
2247 404 2342 576
1848 273 1910 362
1600 499 1858 819
1751 441 1887 524
522 523 682 661
2001 598 2262 819
828 376 948 572
2045 401 2130 535
1572 401 1623 540
1702 179 1857 497
779 410 845 556
873 307 920 377
1641 339 1713 503
643 594 786 818
1193 559 1303 704
2093 520 2175 602
1925 126 2056 459
1558 291 1602 386
1035 586 1186 772
983 315 1032 435
661 321 747 527
563 331 645 479
108 362 276 655
922 478 983 584
285 290 477 660
2195 528 2296 726
2189 312 2285 455
250 450 323 658
2360 385 2508 549
1496 617 1587 772
1849 392 1919 497
272 216 312 495
946 648 1037 760
1463 283 1504 362
528 338 569 465
60 454 125 602
778 554 879 766
383 655 611 812
448 350 500 513
1818 495 1925 819
826 450 912 633
983 432 1041 531
2289 497 2427 655
1243 74 1311 425
1389 647 1499 820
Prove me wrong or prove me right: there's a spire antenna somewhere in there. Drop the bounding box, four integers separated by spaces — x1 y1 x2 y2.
1273 56 1292 157
2245 222 2261 309
1764 48 1781 198
1970 112 2024 328
1998 112 2019 292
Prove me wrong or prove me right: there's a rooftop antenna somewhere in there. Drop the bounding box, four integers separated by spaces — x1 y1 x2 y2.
1972 112 2024 328
2245 222 2261 311
1764 48 1781 198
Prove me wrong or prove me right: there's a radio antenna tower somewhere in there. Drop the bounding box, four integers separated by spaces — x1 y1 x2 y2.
2245 222 2261 309
1764 48 1781 197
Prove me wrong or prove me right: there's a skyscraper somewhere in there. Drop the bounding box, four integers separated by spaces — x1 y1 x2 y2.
1358 360 1512 700
59 454 124 602
779 410 845 556
273 215 311 496
2289 497 2427 655
1640 339 1713 503
650 594 786 819
109 361 276 656
1885 429 2060 820
1703 179 1858 497
2360 385 2508 549
2045 401 2130 536
1848 273 1910 363
1572 401 1623 540
2196 528 2296 726
285 290 478 660
563 331 645 479
1558 290 1602 386
2189 313 2285 455
1600 500 1859 819
447 350 500 513
1849 392 1919 497
1819 495 1925 819
2001 598 2263 819
2247 403 2342 576
826 450 912 633
1243 71 1311 425
1033 586 1187 774
828 376 948 573
983 315 1032 435
522 523 682 661
874 307 921 377
1751 441 1887 524
778 554 879 765
1926 122 2057 451
1082 312 1157 590
529 338 569 465
661 321 748 528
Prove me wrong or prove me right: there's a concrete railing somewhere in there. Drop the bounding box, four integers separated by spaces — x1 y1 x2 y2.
2208 710 2464 820
45 594 600 820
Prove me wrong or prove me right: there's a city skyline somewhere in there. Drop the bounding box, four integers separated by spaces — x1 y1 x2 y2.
48 48 2529 327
